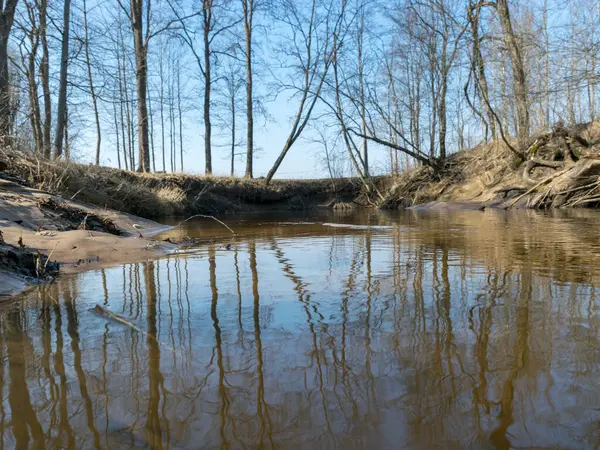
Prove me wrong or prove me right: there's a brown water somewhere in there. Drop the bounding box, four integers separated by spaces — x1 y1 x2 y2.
2 209 600 449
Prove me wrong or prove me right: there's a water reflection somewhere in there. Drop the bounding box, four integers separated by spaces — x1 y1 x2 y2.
1 209 600 448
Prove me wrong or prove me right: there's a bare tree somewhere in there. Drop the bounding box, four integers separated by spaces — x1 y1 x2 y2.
264 0 346 184
16 0 42 153
242 0 255 178
117 0 151 171
0 0 19 140
466 0 495 141
53 0 71 158
495 0 530 145
168 0 238 175
39 0 51 157
82 0 101 165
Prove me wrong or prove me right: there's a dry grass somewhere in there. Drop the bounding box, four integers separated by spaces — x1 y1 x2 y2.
0 147 361 218
8 126 597 216
379 120 600 209
379 141 518 208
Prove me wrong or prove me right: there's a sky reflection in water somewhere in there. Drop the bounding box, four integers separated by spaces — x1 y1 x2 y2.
1 209 600 449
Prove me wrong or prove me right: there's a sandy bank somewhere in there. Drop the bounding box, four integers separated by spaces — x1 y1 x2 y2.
0 178 176 297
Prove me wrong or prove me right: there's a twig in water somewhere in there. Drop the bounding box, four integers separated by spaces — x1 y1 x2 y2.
93 305 145 333
92 305 179 356
172 214 235 235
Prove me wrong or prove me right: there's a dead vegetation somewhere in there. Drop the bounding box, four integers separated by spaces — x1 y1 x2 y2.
506 122 600 208
2 121 600 216
0 242 59 281
378 141 516 208
379 120 600 209
0 147 361 217
37 197 121 235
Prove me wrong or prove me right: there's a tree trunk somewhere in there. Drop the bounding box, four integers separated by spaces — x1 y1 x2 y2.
113 98 122 169
469 2 496 140
23 4 42 153
39 0 51 157
168 57 175 172
203 2 212 175
159 45 166 172
496 0 529 145
117 50 129 170
242 0 254 178
53 0 71 159
438 40 448 160
0 0 18 142
83 0 101 165
231 93 236 177
177 62 183 172
148 86 156 171
131 0 150 172
358 10 369 176
64 102 70 160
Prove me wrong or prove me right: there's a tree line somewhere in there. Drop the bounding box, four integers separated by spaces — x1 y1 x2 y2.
0 0 598 181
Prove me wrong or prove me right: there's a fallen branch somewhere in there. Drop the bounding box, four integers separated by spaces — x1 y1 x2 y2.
570 195 600 206
172 214 235 235
70 188 84 200
92 304 145 333
91 305 178 355
553 181 600 197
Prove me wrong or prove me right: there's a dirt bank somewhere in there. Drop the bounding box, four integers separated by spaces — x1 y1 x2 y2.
0 177 177 297
381 120 600 210
0 148 363 218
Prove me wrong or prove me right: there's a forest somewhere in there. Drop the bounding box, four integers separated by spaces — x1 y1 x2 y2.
0 0 599 188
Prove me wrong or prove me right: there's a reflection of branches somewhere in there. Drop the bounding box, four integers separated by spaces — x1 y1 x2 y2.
249 242 275 448
268 238 338 442
51 288 76 448
270 239 323 321
64 283 102 448
39 291 59 428
208 247 240 449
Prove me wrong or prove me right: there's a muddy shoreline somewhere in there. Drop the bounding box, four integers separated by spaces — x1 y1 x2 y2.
0 177 178 297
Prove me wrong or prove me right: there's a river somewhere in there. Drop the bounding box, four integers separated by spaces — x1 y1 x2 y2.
1 208 600 449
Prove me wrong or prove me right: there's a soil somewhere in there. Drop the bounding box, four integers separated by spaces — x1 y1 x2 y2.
0 177 176 297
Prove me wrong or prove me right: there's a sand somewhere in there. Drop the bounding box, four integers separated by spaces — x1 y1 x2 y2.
0 178 176 297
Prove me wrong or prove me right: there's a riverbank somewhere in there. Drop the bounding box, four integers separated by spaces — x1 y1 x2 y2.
383 121 600 209
0 148 370 296
3 119 600 295
0 176 177 296
0 147 365 217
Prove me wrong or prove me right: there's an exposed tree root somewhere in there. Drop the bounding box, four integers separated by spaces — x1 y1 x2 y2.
375 120 600 210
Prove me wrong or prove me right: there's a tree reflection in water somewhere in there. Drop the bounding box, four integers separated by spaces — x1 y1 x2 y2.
0 210 599 448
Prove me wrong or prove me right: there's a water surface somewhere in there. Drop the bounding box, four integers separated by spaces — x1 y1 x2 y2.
2 209 600 449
